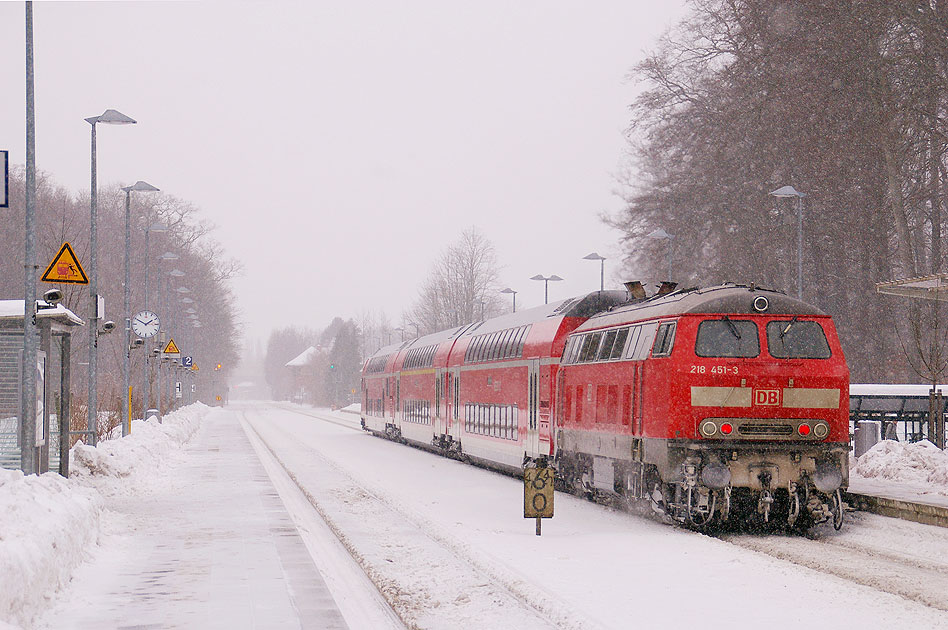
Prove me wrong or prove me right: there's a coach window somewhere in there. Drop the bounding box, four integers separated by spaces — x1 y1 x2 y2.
475 335 488 362
597 329 619 361
695 319 760 358
652 322 677 357
492 331 506 360
516 325 529 356
766 320 831 359
502 328 516 357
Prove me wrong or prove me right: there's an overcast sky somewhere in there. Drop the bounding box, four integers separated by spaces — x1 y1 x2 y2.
0 1 687 347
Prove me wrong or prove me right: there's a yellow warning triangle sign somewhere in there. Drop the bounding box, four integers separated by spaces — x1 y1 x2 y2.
41 242 89 284
162 339 180 354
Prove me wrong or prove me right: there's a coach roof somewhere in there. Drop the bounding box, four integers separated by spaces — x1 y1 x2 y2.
574 284 826 332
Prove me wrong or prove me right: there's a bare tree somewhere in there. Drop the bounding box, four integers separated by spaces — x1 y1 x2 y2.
410 227 502 333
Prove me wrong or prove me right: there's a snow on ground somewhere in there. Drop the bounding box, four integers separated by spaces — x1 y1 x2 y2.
244 403 948 629
0 403 211 629
850 439 948 506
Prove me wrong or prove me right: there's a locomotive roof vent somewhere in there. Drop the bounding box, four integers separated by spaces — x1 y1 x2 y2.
655 281 678 297
623 281 647 300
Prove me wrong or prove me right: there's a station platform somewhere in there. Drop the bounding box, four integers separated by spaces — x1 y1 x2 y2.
38 410 350 630
847 477 948 528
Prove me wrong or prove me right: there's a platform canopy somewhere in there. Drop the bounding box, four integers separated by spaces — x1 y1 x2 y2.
876 273 948 302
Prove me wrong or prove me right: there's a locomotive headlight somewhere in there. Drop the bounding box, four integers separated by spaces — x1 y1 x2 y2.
813 422 830 439
699 420 718 437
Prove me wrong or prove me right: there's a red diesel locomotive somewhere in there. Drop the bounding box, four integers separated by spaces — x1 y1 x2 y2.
361 284 850 530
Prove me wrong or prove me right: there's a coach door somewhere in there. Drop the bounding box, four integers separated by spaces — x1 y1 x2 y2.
527 359 541 457
450 368 461 442
435 368 445 436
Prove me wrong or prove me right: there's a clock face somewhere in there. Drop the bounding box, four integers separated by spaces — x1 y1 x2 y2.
132 311 160 338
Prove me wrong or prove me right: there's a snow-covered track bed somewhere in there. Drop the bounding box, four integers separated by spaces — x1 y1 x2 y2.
721 511 948 612
240 406 593 630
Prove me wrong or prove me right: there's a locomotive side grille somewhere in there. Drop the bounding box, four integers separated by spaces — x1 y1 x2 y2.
738 423 793 436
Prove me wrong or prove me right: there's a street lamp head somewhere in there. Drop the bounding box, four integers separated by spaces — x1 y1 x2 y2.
122 180 160 193
647 228 674 241
147 222 168 234
85 108 137 126
769 185 806 198
583 252 606 261
160 251 178 261
176 286 191 294
169 269 186 277
180 297 194 304
500 288 517 295
531 274 564 282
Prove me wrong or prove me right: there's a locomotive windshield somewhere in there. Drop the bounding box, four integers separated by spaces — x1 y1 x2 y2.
766 320 831 359
695 319 760 357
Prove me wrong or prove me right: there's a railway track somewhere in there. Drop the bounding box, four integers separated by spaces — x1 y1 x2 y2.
259 403 948 619
240 405 600 630
720 514 948 612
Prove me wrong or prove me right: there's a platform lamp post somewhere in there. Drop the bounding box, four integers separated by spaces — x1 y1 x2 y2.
142 223 168 419
121 181 159 436
500 287 517 313
582 252 606 292
769 185 806 300
530 274 563 305
154 262 180 419
647 229 674 281
86 108 136 445
166 273 186 409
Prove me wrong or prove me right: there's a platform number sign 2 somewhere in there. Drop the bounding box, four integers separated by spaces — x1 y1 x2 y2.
524 466 554 535
182 356 193 368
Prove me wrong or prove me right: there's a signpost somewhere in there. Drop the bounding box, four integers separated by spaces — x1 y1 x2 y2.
1 150 7 208
524 464 554 536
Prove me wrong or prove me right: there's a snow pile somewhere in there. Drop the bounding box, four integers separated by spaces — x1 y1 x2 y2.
0 468 99 629
0 402 211 629
71 403 208 493
853 439 948 491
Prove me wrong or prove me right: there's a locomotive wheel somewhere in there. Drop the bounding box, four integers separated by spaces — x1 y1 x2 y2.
831 489 844 531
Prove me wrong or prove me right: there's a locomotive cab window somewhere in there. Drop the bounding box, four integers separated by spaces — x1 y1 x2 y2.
766 319 831 359
695 319 760 358
652 322 676 357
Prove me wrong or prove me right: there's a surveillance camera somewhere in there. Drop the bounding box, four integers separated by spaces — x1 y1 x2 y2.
101 320 116 333
43 289 63 305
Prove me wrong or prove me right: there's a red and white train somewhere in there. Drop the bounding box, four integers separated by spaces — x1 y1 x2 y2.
361 283 850 530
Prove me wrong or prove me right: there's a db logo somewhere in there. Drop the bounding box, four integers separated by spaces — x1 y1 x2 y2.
754 389 781 406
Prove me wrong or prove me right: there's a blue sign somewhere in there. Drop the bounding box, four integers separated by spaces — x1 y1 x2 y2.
182 355 193 368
